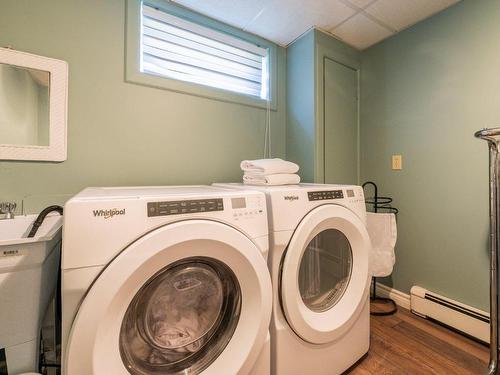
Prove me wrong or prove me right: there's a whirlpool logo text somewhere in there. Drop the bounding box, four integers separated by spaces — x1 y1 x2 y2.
93 208 126 219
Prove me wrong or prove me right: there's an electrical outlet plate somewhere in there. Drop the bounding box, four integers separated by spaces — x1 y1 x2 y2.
392 154 402 170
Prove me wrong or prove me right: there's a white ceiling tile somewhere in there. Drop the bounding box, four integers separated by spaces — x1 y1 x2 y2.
171 0 461 49
304 0 357 30
344 0 376 10
245 0 356 46
172 0 268 30
331 13 393 50
365 0 459 31
242 0 305 45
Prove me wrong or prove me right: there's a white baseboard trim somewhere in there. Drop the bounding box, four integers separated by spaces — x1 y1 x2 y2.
410 285 489 343
372 282 411 310
373 283 490 343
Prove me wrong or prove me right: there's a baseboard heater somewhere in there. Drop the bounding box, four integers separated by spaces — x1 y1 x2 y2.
410 286 489 343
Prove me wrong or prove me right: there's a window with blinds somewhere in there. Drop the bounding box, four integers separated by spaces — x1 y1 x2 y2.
140 4 270 100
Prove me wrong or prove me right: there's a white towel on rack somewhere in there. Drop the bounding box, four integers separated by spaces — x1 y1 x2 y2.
243 173 301 186
240 158 299 175
366 212 397 277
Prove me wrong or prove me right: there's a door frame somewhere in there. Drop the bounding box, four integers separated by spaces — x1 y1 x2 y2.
313 31 360 185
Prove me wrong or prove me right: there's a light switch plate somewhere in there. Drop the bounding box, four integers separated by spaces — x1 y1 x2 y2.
392 154 402 170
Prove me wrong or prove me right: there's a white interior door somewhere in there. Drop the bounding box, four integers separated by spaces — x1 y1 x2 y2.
280 205 370 344
65 220 271 375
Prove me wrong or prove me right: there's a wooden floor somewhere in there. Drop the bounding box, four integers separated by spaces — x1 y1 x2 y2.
347 304 489 374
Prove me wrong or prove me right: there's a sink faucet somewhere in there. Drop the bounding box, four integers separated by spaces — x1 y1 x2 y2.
0 202 17 219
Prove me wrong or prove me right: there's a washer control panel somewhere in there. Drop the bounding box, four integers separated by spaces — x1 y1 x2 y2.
147 198 224 217
231 195 264 220
308 190 344 201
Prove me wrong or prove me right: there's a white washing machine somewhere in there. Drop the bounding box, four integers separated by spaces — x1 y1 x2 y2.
214 183 371 375
61 186 272 375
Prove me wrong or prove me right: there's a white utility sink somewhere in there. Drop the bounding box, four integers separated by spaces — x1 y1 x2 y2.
0 213 62 244
0 213 62 374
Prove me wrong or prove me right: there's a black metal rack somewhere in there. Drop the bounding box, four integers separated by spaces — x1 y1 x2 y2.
362 181 398 316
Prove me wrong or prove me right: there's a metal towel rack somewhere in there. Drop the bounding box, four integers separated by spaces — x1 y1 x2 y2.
362 181 398 316
475 127 500 375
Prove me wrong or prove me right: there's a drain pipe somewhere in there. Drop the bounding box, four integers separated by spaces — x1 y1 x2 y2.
27 205 63 238
475 127 500 375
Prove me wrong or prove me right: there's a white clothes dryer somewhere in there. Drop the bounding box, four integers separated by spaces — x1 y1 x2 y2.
214 183 371 375
61 186 272 375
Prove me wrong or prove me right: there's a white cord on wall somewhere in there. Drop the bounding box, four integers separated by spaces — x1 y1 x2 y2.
263 98 272 158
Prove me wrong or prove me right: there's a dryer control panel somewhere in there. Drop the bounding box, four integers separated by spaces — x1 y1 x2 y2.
147 199 224 217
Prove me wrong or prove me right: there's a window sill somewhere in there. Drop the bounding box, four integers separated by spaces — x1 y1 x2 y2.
125 68 276 110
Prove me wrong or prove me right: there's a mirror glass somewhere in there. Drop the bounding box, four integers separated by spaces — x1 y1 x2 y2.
0 63 50 146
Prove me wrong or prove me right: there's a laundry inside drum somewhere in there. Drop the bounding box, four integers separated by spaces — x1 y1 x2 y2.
143 264 224 351
119 257 241 375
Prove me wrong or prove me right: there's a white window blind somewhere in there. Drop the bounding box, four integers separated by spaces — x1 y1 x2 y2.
141 4 270 99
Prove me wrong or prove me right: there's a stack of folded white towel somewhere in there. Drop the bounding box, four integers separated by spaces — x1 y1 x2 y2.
241 158 301 186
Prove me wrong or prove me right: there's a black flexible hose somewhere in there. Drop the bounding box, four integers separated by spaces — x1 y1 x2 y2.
27 205 63 238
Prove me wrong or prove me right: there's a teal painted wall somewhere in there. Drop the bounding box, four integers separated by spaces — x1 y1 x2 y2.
360 0 500 310
0 0 287 213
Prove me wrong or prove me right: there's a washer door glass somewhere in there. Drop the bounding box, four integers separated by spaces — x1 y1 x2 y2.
298 229 353 312
120 257 241 375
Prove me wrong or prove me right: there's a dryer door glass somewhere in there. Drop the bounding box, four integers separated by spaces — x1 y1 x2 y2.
298 229 352 312
119 257 241 375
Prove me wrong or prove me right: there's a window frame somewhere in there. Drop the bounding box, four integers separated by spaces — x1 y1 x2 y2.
126 0 277 110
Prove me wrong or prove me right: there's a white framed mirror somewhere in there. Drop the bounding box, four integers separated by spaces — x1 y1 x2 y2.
0 47 68 161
